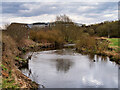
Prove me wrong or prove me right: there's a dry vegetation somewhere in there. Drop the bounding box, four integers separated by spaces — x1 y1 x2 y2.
30 29 64 44
1 14 120 88
2 30 38 88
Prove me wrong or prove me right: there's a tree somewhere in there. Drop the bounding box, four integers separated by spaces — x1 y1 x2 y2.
88 29 95 36
54 14 74 42
56 14 72 22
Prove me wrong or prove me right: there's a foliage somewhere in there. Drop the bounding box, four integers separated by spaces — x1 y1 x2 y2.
53 15 83 43
30 29 64 44
76 35 97 53
85 21 119 38
30 15 84 44
5 23 29 42
76 35 109 53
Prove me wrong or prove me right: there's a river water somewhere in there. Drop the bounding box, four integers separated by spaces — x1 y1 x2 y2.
21 48 118 88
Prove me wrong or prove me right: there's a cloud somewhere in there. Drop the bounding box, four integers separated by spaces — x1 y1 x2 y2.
2 2 24 15
2 0 120 2
1 2 118 27
2 14 56 24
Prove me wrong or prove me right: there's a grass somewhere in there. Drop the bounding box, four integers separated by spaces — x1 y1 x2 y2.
107 38 120 53
2 70 20 88
2 78 19 88
1 64 7 71
108 38 120 47
15 56 25 61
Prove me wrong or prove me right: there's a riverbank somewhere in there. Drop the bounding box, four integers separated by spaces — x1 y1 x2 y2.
97 37 120 64
2 32 119 88
15 42 58 69
75 37 120 64
21 48 118 88
2 33 61 88
2 34 39 88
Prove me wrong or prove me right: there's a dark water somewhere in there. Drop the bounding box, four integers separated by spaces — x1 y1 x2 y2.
21 48 118 88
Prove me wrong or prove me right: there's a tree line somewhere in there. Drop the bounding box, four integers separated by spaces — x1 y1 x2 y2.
3 15 118 53
83 21 119 38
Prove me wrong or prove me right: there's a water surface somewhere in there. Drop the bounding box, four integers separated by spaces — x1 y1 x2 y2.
21 48 118 88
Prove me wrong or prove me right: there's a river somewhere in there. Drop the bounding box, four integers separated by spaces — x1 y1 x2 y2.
21 48 118 88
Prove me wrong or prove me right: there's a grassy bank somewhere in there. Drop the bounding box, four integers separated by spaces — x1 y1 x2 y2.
108 38 120 47
2 33 39 88
2 21 66 88
75 37 120 64
107 38 120 52
2 30 62 88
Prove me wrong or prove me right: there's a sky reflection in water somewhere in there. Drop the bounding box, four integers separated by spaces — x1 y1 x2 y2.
21 48 118 88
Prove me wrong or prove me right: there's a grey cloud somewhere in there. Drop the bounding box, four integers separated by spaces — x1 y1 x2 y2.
2 2 118 17
1 2 118 25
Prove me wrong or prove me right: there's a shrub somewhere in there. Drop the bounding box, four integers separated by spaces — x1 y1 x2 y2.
30 29 64 44
5 23 29 42
76 34 108 53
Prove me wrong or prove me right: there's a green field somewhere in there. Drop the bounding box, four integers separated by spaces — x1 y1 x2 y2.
108 38 120 47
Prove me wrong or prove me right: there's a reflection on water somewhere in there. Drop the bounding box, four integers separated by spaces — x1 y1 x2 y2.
56 58 73 73
88 54 95 60
21 48 118 88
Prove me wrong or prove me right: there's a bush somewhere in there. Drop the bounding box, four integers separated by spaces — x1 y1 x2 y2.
5 23 29 42
76 34 108 53
76 34 96 53
30 29 64 44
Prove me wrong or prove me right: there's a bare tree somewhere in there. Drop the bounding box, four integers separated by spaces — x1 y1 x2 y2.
55 14 72 22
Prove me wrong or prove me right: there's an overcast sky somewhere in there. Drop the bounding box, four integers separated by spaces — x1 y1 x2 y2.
0 2 119 28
